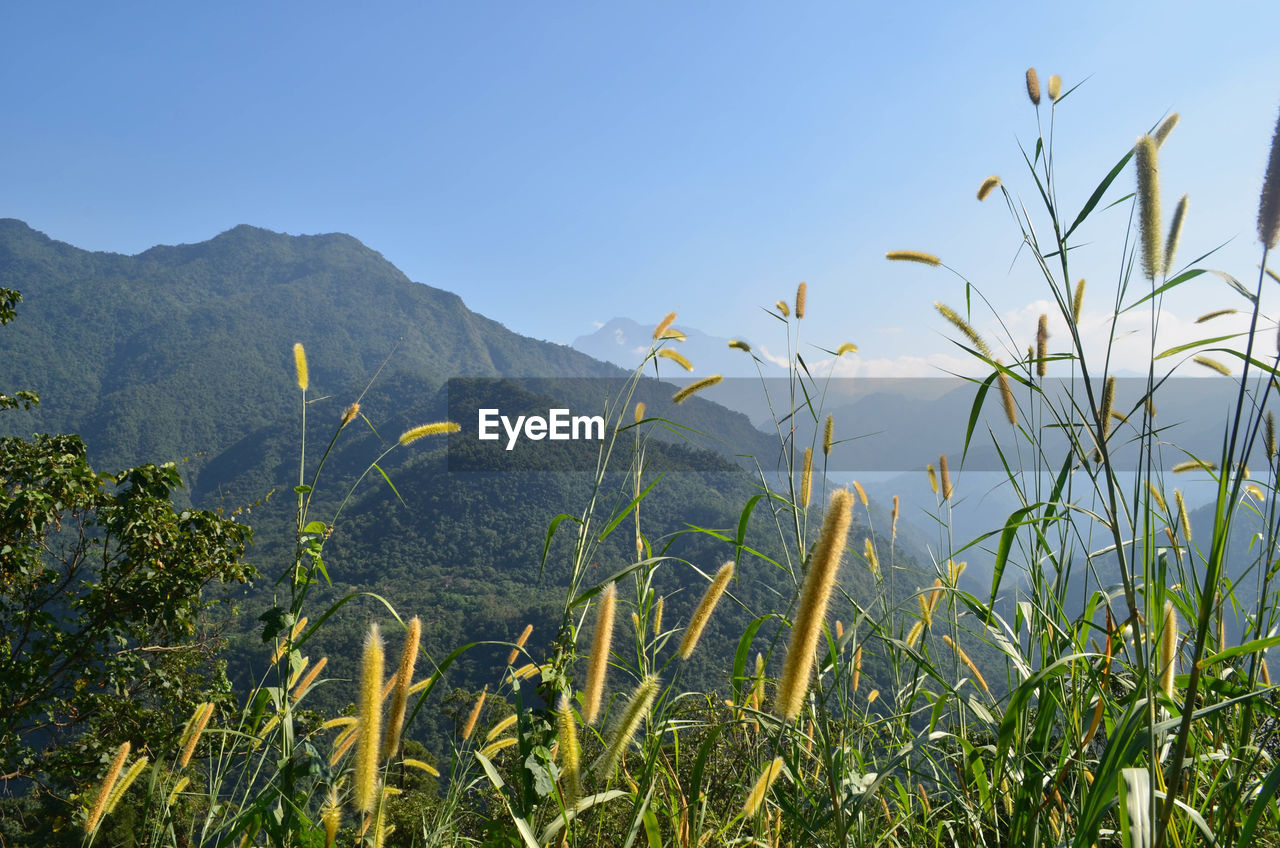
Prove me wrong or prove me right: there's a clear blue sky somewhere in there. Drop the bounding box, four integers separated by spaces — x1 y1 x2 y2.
5 2 1280 376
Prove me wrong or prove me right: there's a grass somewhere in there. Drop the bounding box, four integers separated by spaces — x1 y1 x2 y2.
77 72 1280 848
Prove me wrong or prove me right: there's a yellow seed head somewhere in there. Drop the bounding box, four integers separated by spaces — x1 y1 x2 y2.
864 537 880 579
1154 113 1180 147
1195 309 1237 324
1172 459 1216 473
1160 601 1178 697
997 361 1017 427
776 300 790 317
1072 278 1086 323
1147 482 1167 513
658 348 694 371
977 176 1001 201
1261 655 1272 686
104 755 148 815
1100 376 1116 440
823 414 834 457
891 495 899 543
660 328 685 341
557 695 582 807
1135 135 1164 279
596 674 659 777
507 624 533 667
1047 74 1062 102
775 490 854 720
398 421 460 445
653 311 677 340
679 562 734 659
634 401 645 424
341 403 361 428
166 775 190 808
852 480 868 508
583 583 616 724
795 281 807 319
293 343 309 391
1165 194 1189 272
939 453 953 501
1036 314 1049 378
743 757 786 816
382 617 420 760
322 787 341 847
728 339 752 353
886 250 941 266
836 342 858 356
1267 412 1276 458
355 623 385 813
1175 490 1192 542
486 713 518 743
179 702 214 768
905 620 924 650
1259 108 1280 249
852 646 863 693
1025 68 1041 106
85 741 130 834
671 374 722 404
934 302 993 359
461 686 486 742
292 656 329 703
943 635 990 695
926 464 938 495
799 447 813 509
653 596 664 637
1193 356 1231 376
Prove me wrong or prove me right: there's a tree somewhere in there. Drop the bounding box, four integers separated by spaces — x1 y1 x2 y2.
0 287 255 792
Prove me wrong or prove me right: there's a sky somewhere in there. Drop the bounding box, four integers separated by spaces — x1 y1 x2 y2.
5 2 1280 379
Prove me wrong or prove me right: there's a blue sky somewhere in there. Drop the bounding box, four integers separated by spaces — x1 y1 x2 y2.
5 2 1280 377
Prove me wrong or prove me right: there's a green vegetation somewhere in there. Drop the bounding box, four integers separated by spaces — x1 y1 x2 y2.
4 72 1280 847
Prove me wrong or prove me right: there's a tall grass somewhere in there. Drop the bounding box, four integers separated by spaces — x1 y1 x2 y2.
79 75 1280 848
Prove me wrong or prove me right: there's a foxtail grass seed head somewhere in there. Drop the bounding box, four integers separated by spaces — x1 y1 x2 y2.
634 401 645 424
1193 356 1231 376
507 624 532 667
292 656 329 703
1195 308 1237 323
671 374 722 404
658 348 694 371
653 596 664 637
179 702 214 768
653 311 677 339
398 421 460 445
1261 655 1272 686
939 453 954 501
835 619 843 639
1072 278 1086 323
679 562 734 659
823 414 834 457
864 537 880 578
743 757 786 817
905 620 924 650
1259 109 1280 248
729 339 752 353
382 617 420 760
1048 74 1062 102
355 623 385 813
1165 194 1189 272
341 403 360 428
293 343 309 391
891 495 900 542
166 776 190 808
799 447 813 509
852 480 868 508
1100 376 1116 440
836 342 858 356
104 755 148 816
1154 113 1180 147
597 675 659 777
660 328 686 341
776 299 791 317
886 250 942 266
583 583 616 724
1172 459 1216 473
1160 601 1178 697
85 741 130 834
1267 412 1276 459
486 713 518 743
852 646 863 693
997 361 1017 426
977 176 1001 201
461 686 486 742
1146 482 1167 513
1175 490 1192 542
1025 67 1041 106
322 788 341 847
775 490 854 720
1135 135 1164 279
926 464 938 495
556 695 582 807
934 302 993 359
944 635 990 695
795 281 807 319
1247 483 1266 501
1036 314 1049 377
